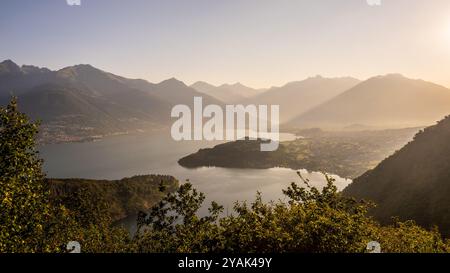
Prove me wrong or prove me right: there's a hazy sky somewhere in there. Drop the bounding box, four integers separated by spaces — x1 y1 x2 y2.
1 0 450 88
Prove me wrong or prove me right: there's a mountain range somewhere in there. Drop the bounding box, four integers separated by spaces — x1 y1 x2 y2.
289 74 450 129
244 76 361 123
190 81 264 103
0 60 220 142
3 59 450 143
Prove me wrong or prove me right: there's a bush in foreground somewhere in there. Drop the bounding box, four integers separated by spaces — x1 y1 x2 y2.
136 173 450 253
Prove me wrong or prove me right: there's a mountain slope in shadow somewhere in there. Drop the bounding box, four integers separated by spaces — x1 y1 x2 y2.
344 115 450 236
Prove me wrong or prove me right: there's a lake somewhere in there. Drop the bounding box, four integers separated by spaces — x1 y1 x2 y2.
39 130 351 230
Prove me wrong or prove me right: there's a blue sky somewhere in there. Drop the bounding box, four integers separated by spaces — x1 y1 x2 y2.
1 0 450 88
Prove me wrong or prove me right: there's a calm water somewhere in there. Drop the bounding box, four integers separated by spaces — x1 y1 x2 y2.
39 130 351 230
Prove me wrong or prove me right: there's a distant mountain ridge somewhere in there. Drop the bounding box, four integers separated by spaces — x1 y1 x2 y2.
245 76 361 123
190 81 263 103
0 60 220 143
289 74 450 129
4 59 450 143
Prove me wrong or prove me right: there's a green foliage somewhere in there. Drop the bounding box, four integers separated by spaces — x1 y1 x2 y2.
135 173 372 253
0 97 51 252
50 187 133 253
376 220 449 253
48 175 178 221
135 182 224 253
0 97 131 253
135 172 450 253
216 173 374 253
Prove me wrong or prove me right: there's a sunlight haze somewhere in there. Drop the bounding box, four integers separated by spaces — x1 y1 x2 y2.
1 0 449 88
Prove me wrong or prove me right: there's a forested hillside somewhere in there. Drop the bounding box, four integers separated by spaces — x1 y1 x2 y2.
345 115 450 236
48 175 178 221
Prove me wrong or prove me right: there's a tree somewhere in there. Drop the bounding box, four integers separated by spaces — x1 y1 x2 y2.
135 182 224 252
0 97 132 253
0 97 51 252
52 186 133 253
217 173 377 253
